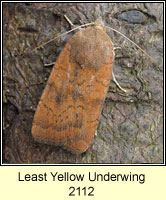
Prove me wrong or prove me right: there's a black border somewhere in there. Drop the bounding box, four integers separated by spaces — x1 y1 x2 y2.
1 1 165 166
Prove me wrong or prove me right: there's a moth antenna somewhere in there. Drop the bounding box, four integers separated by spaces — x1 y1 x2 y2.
105 25 154 61
32 21 95 52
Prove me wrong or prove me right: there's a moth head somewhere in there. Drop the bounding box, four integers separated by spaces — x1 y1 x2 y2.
94 18 106 32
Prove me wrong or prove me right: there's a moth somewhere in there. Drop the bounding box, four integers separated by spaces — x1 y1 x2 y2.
32 19 114 154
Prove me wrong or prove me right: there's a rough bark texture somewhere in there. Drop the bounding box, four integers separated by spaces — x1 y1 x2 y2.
3 3 163 164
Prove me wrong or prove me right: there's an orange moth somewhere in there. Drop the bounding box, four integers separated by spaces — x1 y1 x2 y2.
32 19 114 154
